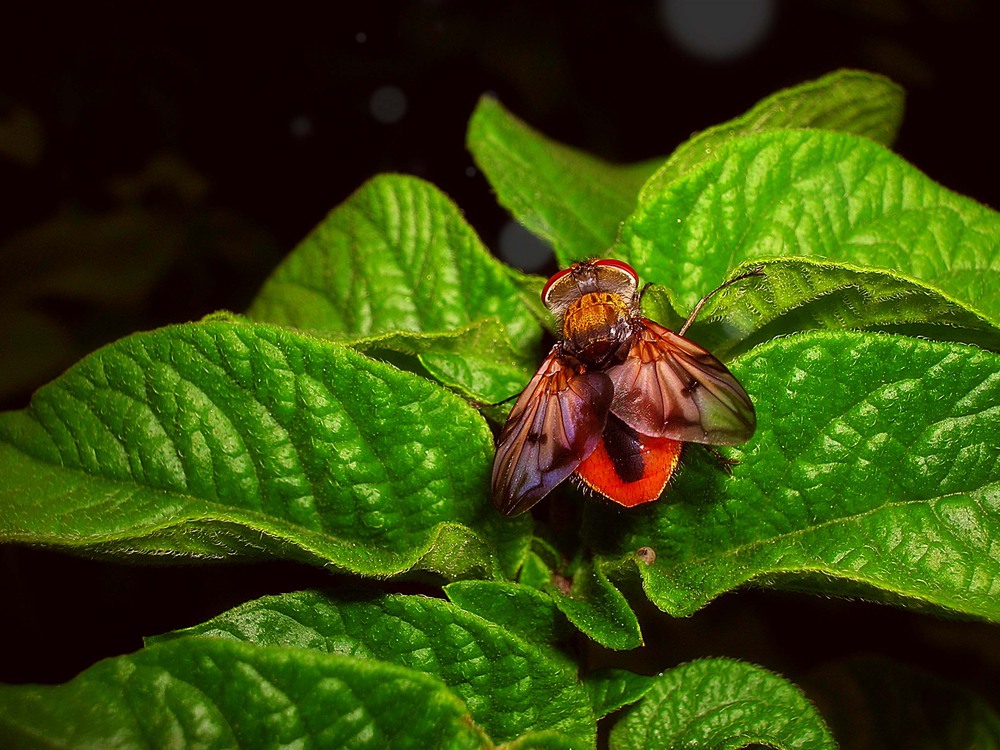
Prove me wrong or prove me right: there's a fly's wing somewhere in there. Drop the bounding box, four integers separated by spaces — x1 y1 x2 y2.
605 319 755 445
492 347 613 516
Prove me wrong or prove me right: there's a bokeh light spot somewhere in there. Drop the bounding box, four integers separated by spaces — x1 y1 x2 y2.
289 116 313 138
369 86 407 124
661 0 774 61
498 220 552 272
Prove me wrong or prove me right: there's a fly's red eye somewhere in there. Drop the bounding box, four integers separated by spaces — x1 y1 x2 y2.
541 267 573 303
593 259 638 283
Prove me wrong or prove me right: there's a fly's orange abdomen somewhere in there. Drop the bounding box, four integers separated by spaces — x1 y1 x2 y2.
574 414 682 507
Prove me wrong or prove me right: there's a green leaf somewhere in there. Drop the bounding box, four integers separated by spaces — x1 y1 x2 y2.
0 320 529 579
503 732 590 750
468 70 903 267
496 540 645 650
621 129 1000 327
468 96 656 265
350 318 537 404
584 669 656 720
151 589 596 748
502 265 551 330
0 637 491 749
642 69 904 197
584 332 1000 619
640 259 1000 362
247 173 542 396
444 580 574 647
519 549 555 589
810 658 1000 749
608 659 836 750
545 558 643 651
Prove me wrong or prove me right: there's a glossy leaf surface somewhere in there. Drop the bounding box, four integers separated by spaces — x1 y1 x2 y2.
248 173 541 399
622 130 1000 326
584 668 656 720
0 321 529 579
640 258 1000 362
151 589 596 748
586 332 1000 619
0 638 490 749
545 558 644 651
444 580 574 647
468 70 903 266
609 659 836 750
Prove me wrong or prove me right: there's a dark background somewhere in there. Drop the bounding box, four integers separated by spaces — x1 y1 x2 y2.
2 0 997 733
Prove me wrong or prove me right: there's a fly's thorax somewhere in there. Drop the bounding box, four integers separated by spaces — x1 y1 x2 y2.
560 291 637 366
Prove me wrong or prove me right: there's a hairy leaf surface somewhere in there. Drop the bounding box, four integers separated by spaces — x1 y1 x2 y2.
469 70 903 266
248 174 541 397
0 321 529 578
622 130 1000 326
151 589 596 748
585 332 1000 619
609 659 836 750
0 638 490 749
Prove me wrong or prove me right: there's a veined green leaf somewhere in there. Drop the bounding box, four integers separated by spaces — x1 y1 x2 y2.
465 538 644 650
468 70 903 266
584 669 656 720
444 580 574 647
0 321 529 579
151 589 596 748
546 558 643 651
642 69 904 197
0 638 490 749
608 659 836 750
639 258 1000 361
502 265 551 329
585 332 1000 620
518 549 556 590
247 173 542 396
468 96 656 265
248 173 536 347
621 129 1000 326
503 732 590 750
348 318 537 404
